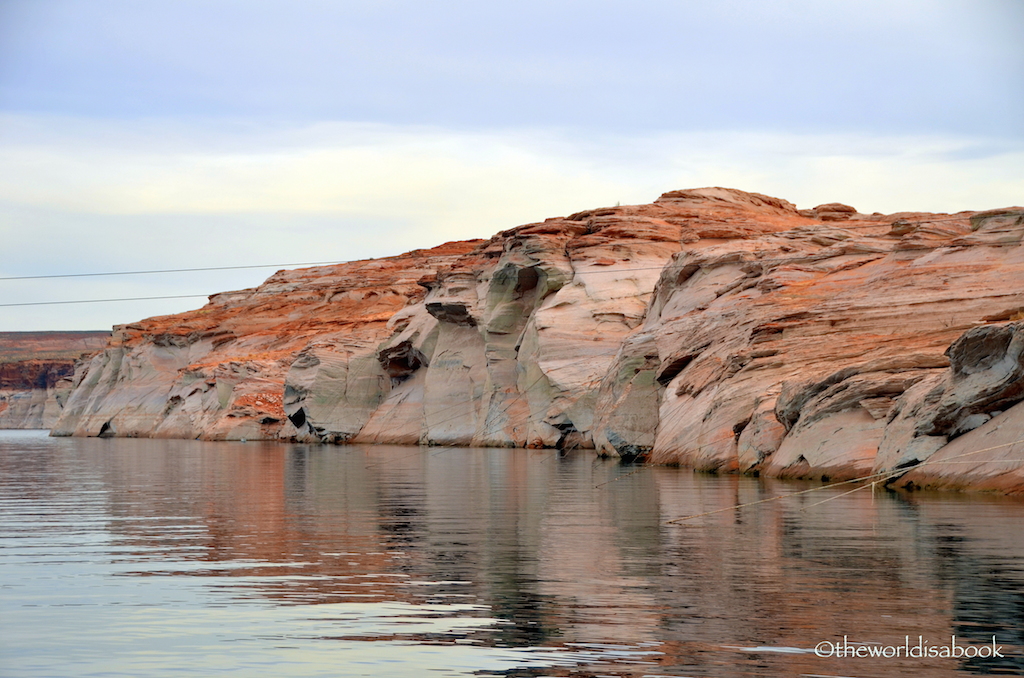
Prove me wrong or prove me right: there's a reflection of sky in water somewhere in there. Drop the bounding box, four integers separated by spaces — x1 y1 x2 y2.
3 431 1024 677
6 592 599 677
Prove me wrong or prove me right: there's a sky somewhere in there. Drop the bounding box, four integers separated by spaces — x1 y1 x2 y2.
0 0 1021 331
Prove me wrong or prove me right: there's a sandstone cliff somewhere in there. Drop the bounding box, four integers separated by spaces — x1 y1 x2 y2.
52 189 1024 493
0 331 109 428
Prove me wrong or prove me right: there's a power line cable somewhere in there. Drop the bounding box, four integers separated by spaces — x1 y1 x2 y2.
4 232 1018 307
0 260 349 282
0 213 994 283
0 294 211 308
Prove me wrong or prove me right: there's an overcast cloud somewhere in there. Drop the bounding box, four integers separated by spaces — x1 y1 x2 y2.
0 0 1021 330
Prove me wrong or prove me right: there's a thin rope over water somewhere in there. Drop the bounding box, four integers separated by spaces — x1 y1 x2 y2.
663 436 1024 525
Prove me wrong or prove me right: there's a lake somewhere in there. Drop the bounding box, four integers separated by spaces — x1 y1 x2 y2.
2 430 1023 677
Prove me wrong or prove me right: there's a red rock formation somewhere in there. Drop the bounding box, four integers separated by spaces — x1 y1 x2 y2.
52 190 1024 493
53 241 481 440
0 360 74 390
0 331 110 362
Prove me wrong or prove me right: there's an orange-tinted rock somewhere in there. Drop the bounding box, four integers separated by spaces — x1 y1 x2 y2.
51 191 1024 494
53 241 481 440
0 331 110 363
603 203 1024 486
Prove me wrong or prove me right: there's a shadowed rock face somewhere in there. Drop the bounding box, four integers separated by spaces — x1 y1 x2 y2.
0 361 76 429
50 190 1024 493
0 360 74 390
0 332 109 429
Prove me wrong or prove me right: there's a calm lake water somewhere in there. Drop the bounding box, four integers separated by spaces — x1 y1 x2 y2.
2 430 1024 677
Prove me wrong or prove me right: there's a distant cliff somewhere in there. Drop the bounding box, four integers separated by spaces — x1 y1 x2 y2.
0 332 110 428
52 189 1024 493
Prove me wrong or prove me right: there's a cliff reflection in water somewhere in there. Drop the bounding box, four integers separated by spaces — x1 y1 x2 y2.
3 434 1024 677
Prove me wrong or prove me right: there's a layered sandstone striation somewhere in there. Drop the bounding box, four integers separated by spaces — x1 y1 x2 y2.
52 190 1024 492
0 332 109 428
599 201 1024 494
52 242 479 440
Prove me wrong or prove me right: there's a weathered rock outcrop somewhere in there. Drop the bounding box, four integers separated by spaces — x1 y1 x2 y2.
52 190 1024 493
51 242 479 440
893 321 1024 493
0 332 109 428
598 202 1024 487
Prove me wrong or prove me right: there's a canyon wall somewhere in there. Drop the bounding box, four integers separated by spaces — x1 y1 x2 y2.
0 332 109 428
52 189 1024 492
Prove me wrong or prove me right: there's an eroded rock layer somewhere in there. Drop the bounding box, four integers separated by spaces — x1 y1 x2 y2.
0 332 109 428
53 190 1024 492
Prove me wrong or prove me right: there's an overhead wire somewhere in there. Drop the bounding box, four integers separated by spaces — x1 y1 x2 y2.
0 260 351 281
4 214 1018 308
0 294 211 308
0 211 994 282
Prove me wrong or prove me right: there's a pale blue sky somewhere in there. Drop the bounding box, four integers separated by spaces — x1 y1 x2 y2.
1 0 1021 330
